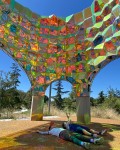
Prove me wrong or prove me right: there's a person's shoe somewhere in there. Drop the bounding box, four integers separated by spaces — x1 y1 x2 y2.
100 129 107 135
93 134 98 138
36 130 40 134
94 137 104 145
83 142 90 150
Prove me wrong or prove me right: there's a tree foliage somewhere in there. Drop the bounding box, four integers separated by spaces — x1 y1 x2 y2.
105 88 120 113
62 88 76 120
90 88 120 113
0 63 32 118
98 91 106 104
52 80 69 109
44 95 49 103
10 63 21 89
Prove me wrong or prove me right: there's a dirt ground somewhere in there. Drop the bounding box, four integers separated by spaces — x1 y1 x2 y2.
0 116 120 150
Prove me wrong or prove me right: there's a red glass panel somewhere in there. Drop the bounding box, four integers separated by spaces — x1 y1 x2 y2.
50 29 57 36
37 76 45 84
46 58 54 65
78 64 83 71
99 50 106 56
71 65 76 72
16 52 22 58
67 37 75 44
40 18 50 26
94 1 100 12
105 42 115 51
116 0 119 4
40 28 49 34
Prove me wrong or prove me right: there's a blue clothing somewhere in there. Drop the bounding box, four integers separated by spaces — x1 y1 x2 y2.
69 124 90 134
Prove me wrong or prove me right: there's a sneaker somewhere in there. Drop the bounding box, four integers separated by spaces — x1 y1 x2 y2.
36 130 40 134
94 137 104 145
83 142 90 150
100 129 107 135
93 134 98 138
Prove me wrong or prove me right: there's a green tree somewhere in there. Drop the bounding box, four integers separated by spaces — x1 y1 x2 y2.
53 80 69 109
0 71 11 110
0 64 22 118
0 67 32 118
98 91 105 104
10 63 21 89
62 88 76 120
105 88 120 113
22 89 32 109
0 71 4 109
90 97 96 106
44 95 49 103
5 88 22 109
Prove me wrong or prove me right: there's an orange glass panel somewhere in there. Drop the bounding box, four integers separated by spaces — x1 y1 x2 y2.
31 43 39 52
96 16 103 22
4 0 10 4
46 58 54 65
60 27 66 35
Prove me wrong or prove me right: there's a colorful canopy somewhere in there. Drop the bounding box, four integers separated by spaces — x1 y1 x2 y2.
0 0 120 96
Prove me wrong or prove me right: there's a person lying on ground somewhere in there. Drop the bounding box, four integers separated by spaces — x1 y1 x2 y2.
36 121 104 150
62 120 107 138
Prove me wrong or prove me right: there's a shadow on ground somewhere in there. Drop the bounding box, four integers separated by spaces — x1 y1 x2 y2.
0 120 120 150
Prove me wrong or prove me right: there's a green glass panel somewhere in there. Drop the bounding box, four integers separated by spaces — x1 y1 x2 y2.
66 14 73 22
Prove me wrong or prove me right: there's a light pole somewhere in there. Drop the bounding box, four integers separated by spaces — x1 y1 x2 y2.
48 82 52 114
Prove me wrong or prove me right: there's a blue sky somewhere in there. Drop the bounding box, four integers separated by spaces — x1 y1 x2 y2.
15 0 93 17
0 0 120 98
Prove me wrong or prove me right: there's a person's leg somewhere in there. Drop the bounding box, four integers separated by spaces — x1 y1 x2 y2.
89 129 99 134
81 129 98 138
76 127 96 137
71 132 93 143
89 129 107 135
59 130 90 149
77 124 107 136
70 136 90 149
77 124 91 132
71 132 104 145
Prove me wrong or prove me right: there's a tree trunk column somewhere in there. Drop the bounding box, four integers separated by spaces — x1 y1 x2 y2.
76 96 91 124
31 95 44 121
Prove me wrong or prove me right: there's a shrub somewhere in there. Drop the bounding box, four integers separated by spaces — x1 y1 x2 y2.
91 106 120 120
